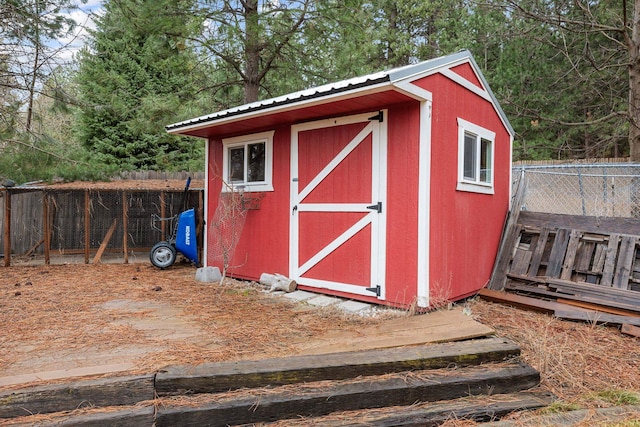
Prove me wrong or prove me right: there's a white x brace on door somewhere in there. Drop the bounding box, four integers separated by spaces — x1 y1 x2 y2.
289 111 387 299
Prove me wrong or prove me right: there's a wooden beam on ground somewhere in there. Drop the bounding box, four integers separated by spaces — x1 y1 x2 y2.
547 278 640 307
556 298 640 318
478 288 562 314
298 309 493 355
481 286 640 326
3 189 10 267
155 363 540 427
621 323 640 338
0 375 154 419
92 218 117 264
554 309 640 327
155 337 520 396
22 238 44 257
505 281 640 315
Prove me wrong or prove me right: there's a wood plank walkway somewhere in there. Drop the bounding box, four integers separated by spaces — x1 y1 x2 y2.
293 308 494 355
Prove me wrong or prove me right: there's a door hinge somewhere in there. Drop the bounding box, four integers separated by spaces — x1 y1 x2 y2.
366 285 381 296
366 202 382 213
368 111 383 122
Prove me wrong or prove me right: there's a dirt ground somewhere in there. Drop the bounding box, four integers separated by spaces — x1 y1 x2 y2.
1 261 640 422
0 262 384 385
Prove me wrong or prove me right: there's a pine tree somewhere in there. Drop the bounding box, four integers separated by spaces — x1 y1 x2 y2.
76 0 205 170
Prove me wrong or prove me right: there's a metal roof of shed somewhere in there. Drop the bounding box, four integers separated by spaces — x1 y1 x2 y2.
167 50 513 138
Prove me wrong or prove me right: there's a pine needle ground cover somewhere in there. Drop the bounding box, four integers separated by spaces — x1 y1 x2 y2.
0 263 639 425
0 263 373 387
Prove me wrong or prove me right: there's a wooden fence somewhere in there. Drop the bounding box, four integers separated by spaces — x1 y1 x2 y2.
1 187 203 266
513 157 631 167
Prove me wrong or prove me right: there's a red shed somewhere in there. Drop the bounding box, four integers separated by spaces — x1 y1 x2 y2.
167 50 514 310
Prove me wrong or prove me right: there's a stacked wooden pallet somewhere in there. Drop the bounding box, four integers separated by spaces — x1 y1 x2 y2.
486 210 640 337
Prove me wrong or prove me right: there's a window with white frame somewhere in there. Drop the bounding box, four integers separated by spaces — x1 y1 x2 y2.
222 131 274 192
457 118 495 194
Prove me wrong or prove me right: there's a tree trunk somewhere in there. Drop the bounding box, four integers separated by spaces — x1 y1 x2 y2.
628 0 640 162
628 0 640 217
25 0 42 134
243 0 260 103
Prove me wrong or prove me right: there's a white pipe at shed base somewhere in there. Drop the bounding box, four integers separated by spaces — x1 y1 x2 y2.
260 273 297 293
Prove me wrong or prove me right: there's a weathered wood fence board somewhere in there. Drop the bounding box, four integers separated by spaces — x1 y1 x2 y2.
0 188 203 265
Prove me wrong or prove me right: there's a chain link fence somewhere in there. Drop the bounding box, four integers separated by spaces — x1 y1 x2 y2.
513 163 640 218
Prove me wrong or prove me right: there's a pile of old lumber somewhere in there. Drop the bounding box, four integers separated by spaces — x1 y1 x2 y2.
485 209 640 338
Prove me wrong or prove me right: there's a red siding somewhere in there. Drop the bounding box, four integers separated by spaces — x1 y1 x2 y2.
385 104 420 307
419 73 510 303
450 63 484 90
206 126 291 280
203 64 511 308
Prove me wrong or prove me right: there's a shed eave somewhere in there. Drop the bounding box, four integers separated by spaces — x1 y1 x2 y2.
166 80 394 136
167 49 514 139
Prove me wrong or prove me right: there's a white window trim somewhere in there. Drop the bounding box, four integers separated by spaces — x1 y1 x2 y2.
456 118 495 195
222 130 274 192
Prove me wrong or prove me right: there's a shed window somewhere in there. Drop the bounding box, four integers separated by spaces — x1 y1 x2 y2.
222 131 274 192
457 118 495 194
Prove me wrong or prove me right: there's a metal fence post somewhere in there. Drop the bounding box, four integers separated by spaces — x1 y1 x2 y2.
578 169 586 216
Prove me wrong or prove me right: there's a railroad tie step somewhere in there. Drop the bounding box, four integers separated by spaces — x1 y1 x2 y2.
249 390 557 427
0 375 155 420
0 337 539 426
155 361 542 427
155 336 521 396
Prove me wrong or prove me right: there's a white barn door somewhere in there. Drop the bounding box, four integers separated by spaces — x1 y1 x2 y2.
290 111 387 299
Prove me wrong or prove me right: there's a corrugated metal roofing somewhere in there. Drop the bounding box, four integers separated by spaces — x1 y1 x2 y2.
166 50 513 135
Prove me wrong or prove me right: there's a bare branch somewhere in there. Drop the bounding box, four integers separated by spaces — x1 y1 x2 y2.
1 138 90 166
